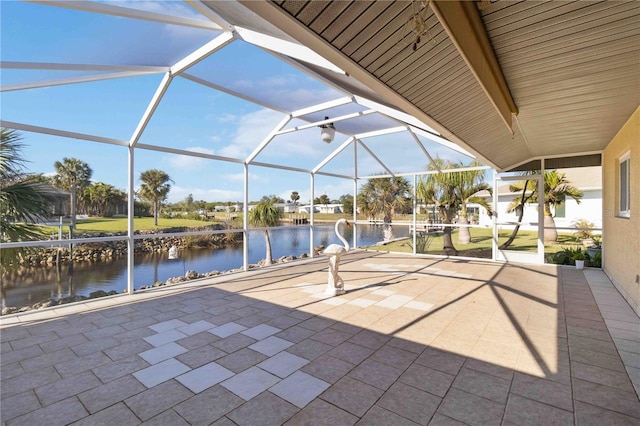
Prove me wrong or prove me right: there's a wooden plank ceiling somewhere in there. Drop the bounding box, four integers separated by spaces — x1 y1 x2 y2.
237 0 640 171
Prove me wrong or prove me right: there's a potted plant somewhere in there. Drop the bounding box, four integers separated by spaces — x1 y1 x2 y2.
572 219 595 248
572 249 586 270
587 235 602 258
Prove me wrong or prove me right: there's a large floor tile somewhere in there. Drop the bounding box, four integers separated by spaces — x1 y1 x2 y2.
175 362 234 393
220 366 280 400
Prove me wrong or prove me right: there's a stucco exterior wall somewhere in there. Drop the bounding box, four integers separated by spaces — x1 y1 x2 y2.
603 106 640 315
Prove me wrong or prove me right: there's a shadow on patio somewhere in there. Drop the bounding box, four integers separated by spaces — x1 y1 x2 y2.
1 251 639 425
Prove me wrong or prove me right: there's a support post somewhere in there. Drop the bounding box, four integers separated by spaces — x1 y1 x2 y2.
310 173 315 257
413 174 417 256
538 160 546 264
352 141 358 249
243 163 249 271
492 170 498 261
127 146 135 294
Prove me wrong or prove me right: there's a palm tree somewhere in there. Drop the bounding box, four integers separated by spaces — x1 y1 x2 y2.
290 191 300 205
1 128 55 272
53 157 93 228
417 159 461 255
455 161 493 244
500 177 536 249
139 169 173 226
358 175 411 240
248 198 281 266
315 194 331 206
89 182 124 217
339 194 354 215
508 170 583 242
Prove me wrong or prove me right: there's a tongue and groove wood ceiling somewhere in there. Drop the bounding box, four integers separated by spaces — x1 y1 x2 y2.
236 0 639 171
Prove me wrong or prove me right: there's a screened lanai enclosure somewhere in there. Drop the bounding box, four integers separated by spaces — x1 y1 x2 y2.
3 0 632 302
2 2 640 424
0 0 500 298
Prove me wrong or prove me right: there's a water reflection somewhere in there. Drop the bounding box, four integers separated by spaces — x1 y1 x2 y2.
2 224 408 308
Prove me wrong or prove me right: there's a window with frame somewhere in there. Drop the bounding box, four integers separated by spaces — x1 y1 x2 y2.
619 152 631 218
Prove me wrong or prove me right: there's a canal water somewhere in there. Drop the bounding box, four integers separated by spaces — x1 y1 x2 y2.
2 223 410 309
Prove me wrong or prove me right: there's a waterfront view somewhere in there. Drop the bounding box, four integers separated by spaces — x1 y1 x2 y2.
1 223 409 309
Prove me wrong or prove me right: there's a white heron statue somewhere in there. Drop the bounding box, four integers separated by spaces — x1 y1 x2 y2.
322 218 351 296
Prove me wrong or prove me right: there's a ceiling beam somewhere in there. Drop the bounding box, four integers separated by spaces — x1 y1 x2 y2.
431 0 518 133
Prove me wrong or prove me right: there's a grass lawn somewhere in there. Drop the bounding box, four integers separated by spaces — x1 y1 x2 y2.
51 213 424 234
41 217 231 234
365 227 581 261
42 216 584 263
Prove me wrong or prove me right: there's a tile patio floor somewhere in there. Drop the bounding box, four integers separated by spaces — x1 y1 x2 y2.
1 250 639 425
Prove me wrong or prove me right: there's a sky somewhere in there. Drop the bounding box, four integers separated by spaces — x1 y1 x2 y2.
1 0 476 204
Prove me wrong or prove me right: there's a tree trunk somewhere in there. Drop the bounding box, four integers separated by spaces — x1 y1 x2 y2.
500 182 532 250
544 215 557 243
153 201 159 226
499 207 523 250
383 224 394 241
382 213 393 241
264 229 272 265
440 206 458 255
457 216 471 244
442 226 458 256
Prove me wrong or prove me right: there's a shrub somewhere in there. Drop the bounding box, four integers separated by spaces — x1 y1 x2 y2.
588 251 602 268
552 247 588 266
410 232 434 253
572 219 594 241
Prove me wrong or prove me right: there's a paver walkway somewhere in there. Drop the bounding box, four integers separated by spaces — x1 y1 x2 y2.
1 250 639 425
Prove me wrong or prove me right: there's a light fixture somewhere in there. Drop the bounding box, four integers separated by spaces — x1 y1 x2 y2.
319 117 336 144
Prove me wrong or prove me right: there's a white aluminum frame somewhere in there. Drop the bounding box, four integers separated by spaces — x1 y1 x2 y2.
1 0 509 297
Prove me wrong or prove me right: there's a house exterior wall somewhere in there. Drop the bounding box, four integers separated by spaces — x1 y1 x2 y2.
478 187 602 234
603 107 640 315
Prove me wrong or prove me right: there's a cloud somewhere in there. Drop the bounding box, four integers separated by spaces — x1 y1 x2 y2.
224 172 265 183
218 109 287 159
216 113 240 124
169 147 216 169
217 107 341 162
315 181 354 200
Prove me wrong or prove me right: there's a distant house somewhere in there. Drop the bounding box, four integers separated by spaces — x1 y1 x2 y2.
299 204 342 214
283 203 299 213
476 166 602 233
299 205 317 214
